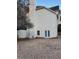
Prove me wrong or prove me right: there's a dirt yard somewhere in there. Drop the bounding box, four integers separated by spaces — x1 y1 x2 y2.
17 38 61 59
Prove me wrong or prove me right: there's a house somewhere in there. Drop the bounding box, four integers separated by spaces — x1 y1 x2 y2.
26 0 58 39
17 0 58 39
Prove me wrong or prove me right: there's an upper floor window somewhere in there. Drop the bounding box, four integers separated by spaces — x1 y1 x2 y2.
60 16 61 21
57 14 59 19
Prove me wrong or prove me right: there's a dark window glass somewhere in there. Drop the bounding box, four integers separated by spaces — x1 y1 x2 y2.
57 14 59 19
37 30 40 35
45 31 47 37
60 16 61 21
48 30 50 37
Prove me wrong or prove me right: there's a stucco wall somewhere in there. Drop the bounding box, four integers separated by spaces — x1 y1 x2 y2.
30 9 57 38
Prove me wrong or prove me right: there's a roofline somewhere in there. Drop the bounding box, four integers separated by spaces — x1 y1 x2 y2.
36 6 56 15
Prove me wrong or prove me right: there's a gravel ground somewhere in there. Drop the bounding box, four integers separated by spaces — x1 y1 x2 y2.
17 38 61 59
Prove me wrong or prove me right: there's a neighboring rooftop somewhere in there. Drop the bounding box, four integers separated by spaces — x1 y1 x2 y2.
36 6 56 14
25 6 57 14
50 6 61 14
50 6 59 11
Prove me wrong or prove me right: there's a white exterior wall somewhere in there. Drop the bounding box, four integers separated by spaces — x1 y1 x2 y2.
30 9 58 38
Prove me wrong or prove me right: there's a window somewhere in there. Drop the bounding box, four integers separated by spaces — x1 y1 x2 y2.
57 14 59 19
45 30 50 37
48 30 50 37
60 16 61 21
37 30 40 35
45 31 47 37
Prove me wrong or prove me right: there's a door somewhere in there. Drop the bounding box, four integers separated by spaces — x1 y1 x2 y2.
45 30 50 38
45 31 47 37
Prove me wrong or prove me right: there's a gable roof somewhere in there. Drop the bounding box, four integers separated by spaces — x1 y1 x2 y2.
50 6 59 11
50 6 61 14
36 6 56 14
25 6 56 14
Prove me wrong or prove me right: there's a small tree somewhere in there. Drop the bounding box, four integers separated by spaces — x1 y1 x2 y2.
17 0 33 30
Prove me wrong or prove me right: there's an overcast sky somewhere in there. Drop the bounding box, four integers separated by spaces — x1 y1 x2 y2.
36 0 61 8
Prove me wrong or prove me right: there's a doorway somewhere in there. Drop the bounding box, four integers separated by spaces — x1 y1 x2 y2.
45 30 50 37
